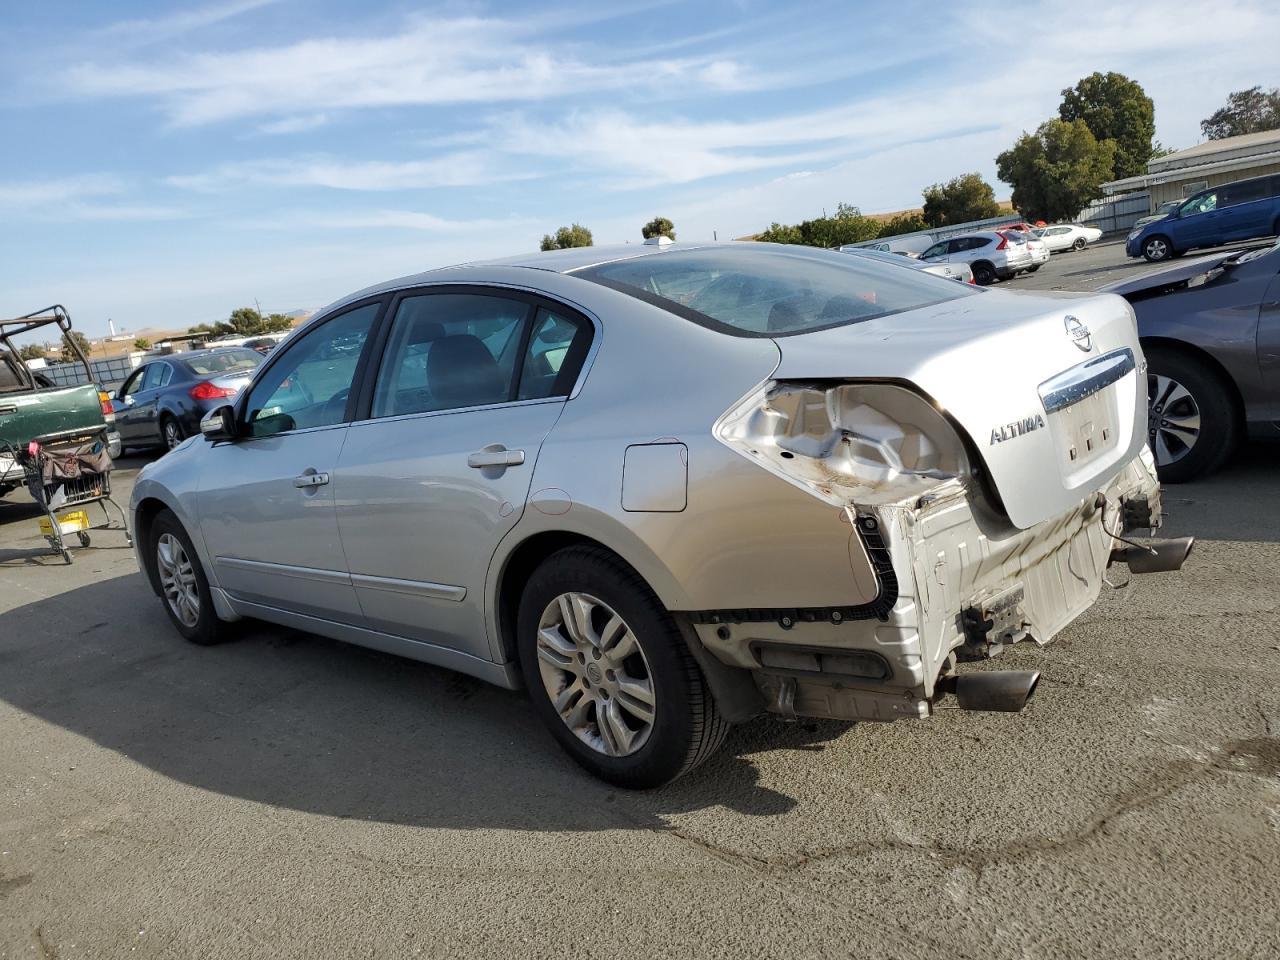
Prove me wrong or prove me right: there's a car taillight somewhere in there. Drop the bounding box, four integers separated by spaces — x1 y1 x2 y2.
98 390 114 415
995 235 1008 250
189 381 238 401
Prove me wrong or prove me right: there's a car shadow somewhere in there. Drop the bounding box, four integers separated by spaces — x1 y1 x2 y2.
1158 441 1280 543
0 575 847 831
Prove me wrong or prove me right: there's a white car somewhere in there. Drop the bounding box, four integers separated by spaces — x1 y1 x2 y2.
1002 230 1049 272
919 231 1032 285
1033 223 1103 253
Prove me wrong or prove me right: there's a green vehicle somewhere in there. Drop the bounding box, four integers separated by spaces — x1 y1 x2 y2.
1 306 121 498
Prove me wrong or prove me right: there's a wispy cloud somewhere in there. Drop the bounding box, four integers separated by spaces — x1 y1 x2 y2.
59 14 756 126
256 113 331 135
0 174 186 221
167 152 532 192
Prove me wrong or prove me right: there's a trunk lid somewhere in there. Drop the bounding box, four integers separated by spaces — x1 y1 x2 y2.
771 288 1146 528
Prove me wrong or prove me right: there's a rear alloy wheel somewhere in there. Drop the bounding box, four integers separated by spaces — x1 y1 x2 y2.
1072 237 1087 251
162 417 185 450
1143 236 1173 262
1145 348 1237 483
517 546 728 788
150 509 230 644
971 262 997 286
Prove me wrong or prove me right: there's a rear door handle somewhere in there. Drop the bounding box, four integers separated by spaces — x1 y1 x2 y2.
293 471 330 488
467 447 525 469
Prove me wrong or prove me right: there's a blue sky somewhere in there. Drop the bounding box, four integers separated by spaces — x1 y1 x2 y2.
2 0 1277 336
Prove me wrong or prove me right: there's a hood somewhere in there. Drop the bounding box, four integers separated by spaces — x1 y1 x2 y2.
1097 252 1239 297
771 288 1146 528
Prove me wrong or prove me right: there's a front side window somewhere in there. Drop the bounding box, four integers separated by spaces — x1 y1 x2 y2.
120 367 147 396
921 242 948 259
1181 192 1218 216
578 245 975 338
371 293 528 418
244 301 380 436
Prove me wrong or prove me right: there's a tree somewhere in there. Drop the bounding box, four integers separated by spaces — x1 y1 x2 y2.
921 173 1000 227
1058 71 1155 180
996 119 1117 223
133 337 152 351
189 308 292 339
877 213 929 238
17 342 49 361
61 330 92 362
1200 85 1280 140
540 224 593 251
754 203 882 248
641 216 675 241
755 222 803 244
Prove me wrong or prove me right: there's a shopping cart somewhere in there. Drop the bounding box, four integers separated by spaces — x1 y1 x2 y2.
2 426 131 563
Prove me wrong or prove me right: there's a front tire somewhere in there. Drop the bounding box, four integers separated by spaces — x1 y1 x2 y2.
1027 264 1042 273
150 509 229 645
1143 235 1173 262
517 546 729 788
1146 348 1238 483
1072 237 1087 251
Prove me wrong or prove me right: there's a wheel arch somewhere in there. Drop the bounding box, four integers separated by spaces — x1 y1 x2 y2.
133 495 172 596
1140 337 1246 427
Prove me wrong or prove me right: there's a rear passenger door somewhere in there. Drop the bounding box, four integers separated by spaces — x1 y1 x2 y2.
1219 179 1271 241
333 288 595 661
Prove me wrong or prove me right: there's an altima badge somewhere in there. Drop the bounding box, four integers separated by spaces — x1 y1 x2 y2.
990 413 1046 445
1064 315 1092 352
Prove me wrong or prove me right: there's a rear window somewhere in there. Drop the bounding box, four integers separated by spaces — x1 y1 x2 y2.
186 348 262 376
576 245 977 337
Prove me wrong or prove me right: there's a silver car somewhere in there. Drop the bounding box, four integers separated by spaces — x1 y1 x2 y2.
130 241 1182 788
918 231 1033 285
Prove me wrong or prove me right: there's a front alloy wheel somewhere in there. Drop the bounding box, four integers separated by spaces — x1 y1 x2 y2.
1143 236 1171 261
536 592 655 757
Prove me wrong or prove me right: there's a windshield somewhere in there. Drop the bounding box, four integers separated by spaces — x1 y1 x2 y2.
576 245 976 338
186 348 262 376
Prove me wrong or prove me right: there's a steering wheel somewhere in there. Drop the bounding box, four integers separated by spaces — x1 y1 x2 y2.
321 387 351 420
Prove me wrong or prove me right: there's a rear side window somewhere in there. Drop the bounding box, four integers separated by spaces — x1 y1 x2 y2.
578 246 975 337
1221 179 1267 207
518 308 591 401
187 349 261 376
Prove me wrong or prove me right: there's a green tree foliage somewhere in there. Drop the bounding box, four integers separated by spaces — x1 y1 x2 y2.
996 119 1117 223
641 216 675 241
1058 71 1155 179
540 223 594 251
876 213 930 238
60 330 92 362
133 338 152 351
920 173 1000 227
17 342 49 361
188 308 293 339
1200 85 1280 140
755 203 881 247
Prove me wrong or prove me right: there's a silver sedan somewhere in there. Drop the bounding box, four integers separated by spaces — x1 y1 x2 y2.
131 241 1179 787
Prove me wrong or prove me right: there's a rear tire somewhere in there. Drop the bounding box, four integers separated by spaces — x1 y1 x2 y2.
1072 237 1087 251
517 546 729 788
971 261 997 285
1143 235 1173 262
150 509 230 645
1027 264 1042 273
1145 347 1238 483
161 416 185 451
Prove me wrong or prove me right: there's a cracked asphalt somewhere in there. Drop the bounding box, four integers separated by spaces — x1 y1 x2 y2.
3 234 1279 960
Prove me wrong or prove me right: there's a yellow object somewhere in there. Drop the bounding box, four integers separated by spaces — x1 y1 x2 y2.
39 510 90 537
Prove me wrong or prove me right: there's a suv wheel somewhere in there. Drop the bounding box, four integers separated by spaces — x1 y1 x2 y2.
1146 348 1238 483
517 546 729 788
1143 235 1173 261
150 509 230 644
971 261 997 285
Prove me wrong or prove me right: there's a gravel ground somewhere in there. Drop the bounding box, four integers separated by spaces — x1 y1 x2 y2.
2 242 1278 958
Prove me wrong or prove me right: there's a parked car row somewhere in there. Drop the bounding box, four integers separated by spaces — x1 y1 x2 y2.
130 240 1190 788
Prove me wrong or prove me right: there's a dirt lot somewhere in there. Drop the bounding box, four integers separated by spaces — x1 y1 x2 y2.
2 243 1278 959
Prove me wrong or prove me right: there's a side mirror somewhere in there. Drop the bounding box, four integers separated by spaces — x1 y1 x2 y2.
200 405 238 442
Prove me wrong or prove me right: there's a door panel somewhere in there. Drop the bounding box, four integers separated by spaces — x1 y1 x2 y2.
1258 271 1280 424
335 403 564 655
197 427 361 620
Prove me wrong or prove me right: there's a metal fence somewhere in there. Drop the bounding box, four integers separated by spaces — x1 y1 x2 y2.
842 213 1027 250
32 354 140 391
1076 191 1151 236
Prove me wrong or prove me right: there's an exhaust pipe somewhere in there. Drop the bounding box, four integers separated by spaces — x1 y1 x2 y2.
1111 536 1194 574
939 670 1041 712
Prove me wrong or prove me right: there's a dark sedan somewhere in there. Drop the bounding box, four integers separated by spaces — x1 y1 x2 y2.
115 348 262 452
1100 239 1280 481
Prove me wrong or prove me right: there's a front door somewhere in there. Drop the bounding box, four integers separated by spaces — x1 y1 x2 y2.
334 290 594 660
116 363 165 441
1175 190 1223 249
195 300 384 623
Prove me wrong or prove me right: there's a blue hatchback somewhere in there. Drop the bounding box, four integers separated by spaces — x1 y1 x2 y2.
1126 174 1280 261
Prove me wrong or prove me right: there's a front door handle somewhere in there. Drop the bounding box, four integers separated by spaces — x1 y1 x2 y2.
293 471 330 488
467 447 525 469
